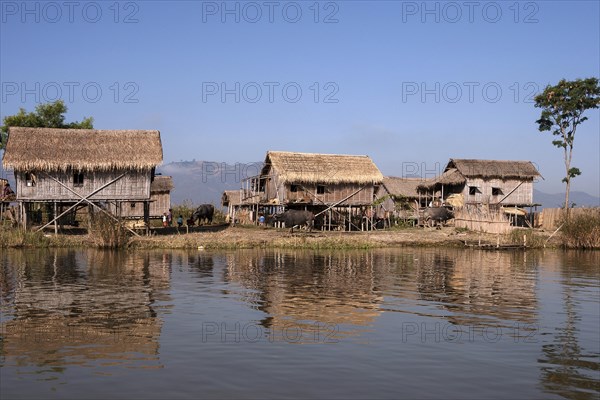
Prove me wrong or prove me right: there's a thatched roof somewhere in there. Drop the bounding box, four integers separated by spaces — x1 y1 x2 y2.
262 151 383 184
151 176 173 193
448 159 541 179
380 177 429 198
2 127 162 172
418 159 541 190
222 190 243 207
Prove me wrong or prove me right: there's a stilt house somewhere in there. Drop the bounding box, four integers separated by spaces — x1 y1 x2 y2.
243 151 383 230
418 158 541 208
2 127 163 230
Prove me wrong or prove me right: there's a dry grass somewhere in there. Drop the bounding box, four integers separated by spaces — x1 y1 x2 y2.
560 208 600 249
2 224 561 250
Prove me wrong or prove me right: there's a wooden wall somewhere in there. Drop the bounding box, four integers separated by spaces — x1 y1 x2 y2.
259 171 375 206
282 183 374 205
15 170 151 201
120 191 171 218
460 178 533 205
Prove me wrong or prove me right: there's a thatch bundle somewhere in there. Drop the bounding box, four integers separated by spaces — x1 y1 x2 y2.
221 190 243 207
2 127 162 172
263 151 383 184
151 176 173 193
381 176 429 198
448 159 541 179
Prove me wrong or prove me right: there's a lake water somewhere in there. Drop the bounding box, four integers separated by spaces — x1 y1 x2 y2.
1 248 598 399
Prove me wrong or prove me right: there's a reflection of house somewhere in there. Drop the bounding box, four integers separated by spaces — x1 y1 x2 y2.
0 250 170 369
243 151 383 229
407 248 538 328
1 127 163 230
224 250 383 342
418 159 541 208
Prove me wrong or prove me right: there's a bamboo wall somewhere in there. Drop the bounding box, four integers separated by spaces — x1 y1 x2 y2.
537 207 600 229
262 173 375 206
460 178 534 205
15 170 151 201
454 207 513 234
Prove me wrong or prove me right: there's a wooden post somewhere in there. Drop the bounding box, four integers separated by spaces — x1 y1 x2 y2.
347 206 351 232
54 202 58 235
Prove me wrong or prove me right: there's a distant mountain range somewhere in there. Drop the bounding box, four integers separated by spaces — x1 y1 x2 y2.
533 189 600 209
159 160 600 209
158 160 262 207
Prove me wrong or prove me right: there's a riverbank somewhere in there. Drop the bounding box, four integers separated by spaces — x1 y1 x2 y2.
0 225 562 249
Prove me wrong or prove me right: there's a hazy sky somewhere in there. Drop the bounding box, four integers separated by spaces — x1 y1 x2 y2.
1 1 599 196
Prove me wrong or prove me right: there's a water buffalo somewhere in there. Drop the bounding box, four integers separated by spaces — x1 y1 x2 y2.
422 207 454 228
272 210 314 233
190 204 215 225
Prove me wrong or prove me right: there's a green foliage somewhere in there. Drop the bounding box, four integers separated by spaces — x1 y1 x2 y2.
534 78 600 211
1 100 94 149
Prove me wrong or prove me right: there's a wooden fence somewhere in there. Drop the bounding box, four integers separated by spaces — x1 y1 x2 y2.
538 207 600 229
454 207 513 234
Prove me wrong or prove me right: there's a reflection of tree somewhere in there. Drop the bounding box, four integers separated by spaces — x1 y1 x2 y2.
540 252 600 399
0 249 171 372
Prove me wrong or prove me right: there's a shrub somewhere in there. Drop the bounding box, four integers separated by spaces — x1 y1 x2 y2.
560 208 600 249
88 212 130 248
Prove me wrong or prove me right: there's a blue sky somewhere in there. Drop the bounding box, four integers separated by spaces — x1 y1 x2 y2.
1 0 599 196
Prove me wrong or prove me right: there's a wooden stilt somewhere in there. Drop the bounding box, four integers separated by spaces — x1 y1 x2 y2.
54 202 58 235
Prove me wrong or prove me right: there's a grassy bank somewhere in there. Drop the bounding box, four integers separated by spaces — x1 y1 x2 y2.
1 224 563 250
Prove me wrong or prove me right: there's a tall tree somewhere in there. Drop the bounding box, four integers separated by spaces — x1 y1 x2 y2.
534 78 600 213
0 100 93 149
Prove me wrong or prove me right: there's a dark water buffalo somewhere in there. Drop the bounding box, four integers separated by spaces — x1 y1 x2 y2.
422 207 454 228
190 204 215 225
272 210 314 233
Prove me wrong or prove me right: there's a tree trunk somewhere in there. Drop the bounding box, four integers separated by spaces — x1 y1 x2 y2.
564 178 570 217
564 145 571 217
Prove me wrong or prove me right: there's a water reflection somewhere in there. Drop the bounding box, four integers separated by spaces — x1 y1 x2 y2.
0 249 171 374
223 249 542 341
0 248 598 399
538 251 600 400
224 251 385 342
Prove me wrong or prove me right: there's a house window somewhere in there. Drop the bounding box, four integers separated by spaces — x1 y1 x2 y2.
492 187 503 196
317 185 325 195
469 186 480 195
290 184 299 193
73 172 84 186
25 172 36 187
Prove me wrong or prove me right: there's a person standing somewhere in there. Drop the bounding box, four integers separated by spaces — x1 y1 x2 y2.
162 213 168 228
